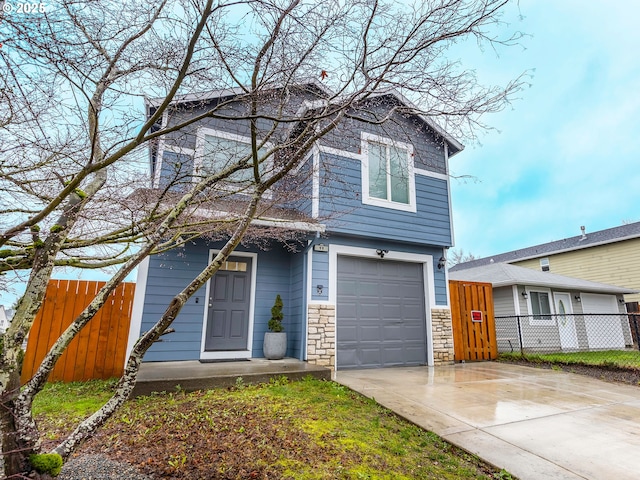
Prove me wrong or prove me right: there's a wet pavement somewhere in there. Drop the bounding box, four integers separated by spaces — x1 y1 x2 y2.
334 362 640 480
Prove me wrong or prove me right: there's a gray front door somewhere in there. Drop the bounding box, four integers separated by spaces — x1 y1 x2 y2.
205 257 252 351
337 256 427 369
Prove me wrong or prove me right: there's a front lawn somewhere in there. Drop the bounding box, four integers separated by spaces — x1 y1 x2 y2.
499 350 640 369
34 377 513 479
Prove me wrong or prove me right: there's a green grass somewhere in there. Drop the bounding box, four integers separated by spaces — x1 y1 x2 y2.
34 377 514 479
499 350 640 369
32 378 117 419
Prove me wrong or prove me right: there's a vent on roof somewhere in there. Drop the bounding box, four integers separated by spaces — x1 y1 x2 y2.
580 225 587 241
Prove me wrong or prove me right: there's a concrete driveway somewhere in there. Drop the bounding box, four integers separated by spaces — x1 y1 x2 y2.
334 362 640 480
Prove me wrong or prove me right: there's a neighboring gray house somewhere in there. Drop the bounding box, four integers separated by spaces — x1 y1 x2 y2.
449 263 637 353
0 305 11 333
128 82 463 370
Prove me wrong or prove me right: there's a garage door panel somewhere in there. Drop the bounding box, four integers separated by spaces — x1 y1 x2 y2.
380 346 404 364
338 325 358 342
337 256 427 370
359 347 382 365
381 325 405 340
359 325 383 341
402 304 424 318
403 324 425 336
404 345 427 363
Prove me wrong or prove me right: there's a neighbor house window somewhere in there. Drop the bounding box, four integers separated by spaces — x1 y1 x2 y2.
196 129 269 186
528 290 554 325
540 258 550 272
362 133 416 212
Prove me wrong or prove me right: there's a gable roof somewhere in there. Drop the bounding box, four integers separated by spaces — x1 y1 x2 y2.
451 221 640 270
449 263 637 294
146 81 464 157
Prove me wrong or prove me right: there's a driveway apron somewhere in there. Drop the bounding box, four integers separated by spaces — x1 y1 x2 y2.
334 362 640 480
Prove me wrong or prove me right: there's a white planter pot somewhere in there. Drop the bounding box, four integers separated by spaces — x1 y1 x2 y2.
263 331 287 360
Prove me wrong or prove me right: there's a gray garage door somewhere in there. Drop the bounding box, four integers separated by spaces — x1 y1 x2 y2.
336 256 427 369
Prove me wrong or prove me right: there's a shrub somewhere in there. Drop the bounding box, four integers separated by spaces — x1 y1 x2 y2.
29 453 63 476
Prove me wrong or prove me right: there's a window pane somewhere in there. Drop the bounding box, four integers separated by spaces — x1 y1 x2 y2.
389 145 409 204
531 292 551 317
219 261 248 272
202 134 266 183
368 142 388 200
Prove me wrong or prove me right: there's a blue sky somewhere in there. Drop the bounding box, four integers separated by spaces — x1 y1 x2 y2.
3 0 639 307
450 0 640 258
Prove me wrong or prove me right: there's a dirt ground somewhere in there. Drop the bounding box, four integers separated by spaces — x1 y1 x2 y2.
498 358 640 386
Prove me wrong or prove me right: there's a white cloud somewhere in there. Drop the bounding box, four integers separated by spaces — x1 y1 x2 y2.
451 0 640 258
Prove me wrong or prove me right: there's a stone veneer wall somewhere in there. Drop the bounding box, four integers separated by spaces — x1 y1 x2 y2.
431 308 454 365
306 304 454 369
306 303 336 369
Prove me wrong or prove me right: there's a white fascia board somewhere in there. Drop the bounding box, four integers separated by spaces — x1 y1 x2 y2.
251 218 326 232
146 78 334 109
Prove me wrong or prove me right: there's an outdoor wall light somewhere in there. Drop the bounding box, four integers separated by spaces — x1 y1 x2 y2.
574 295 581 302
521 291 528 300
437 256 446 270
619 298 626 303
316 285 324 295
376 249 389 258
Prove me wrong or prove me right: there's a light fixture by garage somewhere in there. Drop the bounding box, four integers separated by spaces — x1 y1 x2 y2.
437 256 446 270
375 249 388 258
521 291 528 300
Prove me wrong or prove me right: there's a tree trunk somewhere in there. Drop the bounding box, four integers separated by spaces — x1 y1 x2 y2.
0 369 32 475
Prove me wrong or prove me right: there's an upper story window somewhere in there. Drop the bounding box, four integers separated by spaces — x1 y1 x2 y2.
361 133 416 212
195 128 270 186
540 258 550 272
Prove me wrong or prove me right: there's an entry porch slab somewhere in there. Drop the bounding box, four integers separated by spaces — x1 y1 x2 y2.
131 358 331 397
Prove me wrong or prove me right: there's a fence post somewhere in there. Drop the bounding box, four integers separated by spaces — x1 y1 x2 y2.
516 315 524 356
632 314 640 351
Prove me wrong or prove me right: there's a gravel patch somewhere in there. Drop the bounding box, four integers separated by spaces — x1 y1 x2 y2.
60 454 151 480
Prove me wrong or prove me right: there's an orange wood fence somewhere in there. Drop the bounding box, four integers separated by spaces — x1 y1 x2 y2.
449 280 497 362
21 279 135 384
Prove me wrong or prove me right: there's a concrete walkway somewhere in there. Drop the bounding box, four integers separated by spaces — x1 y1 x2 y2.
334 362 640 480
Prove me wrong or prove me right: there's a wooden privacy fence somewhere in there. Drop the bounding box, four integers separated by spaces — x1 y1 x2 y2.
21 279 135 384
449 280 497 362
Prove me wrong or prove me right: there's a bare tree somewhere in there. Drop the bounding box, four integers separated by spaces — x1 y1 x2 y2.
0 0 523 475
447 248 478 267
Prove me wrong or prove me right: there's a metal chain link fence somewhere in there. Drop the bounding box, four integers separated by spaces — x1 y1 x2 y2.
496 314 640 364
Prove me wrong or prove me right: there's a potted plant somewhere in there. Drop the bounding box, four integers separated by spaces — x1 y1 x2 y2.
263 294 287 360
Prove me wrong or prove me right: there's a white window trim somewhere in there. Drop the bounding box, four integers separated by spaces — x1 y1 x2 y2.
152 111 169 189
328 244 434 366
525 287 556 326
361 132 417 213
200 250 258 361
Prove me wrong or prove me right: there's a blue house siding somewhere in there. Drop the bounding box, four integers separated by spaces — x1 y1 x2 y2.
311 250 330 302
288 252 306 359
141 244 209 361
319 98 450 175
319 153 452 246
250 246 294 357
140 240 304 362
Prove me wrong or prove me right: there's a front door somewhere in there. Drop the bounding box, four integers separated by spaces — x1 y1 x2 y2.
205 257 252 351
554 292 578 350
